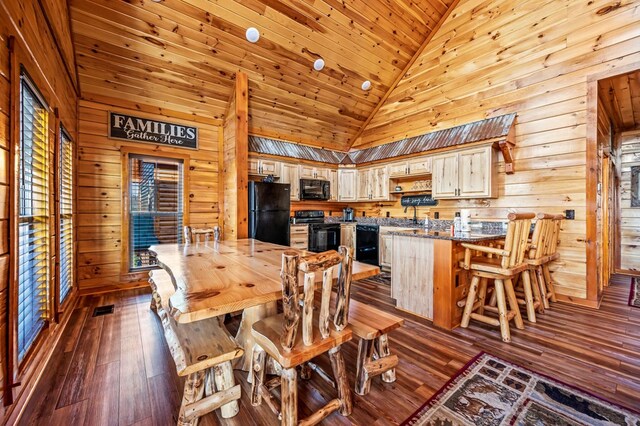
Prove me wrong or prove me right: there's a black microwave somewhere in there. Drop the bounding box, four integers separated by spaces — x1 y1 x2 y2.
300 179 330 200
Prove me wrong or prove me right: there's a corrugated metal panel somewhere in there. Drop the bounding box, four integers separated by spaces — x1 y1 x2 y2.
249 136 347 164
348 113 516 164
249 113 515 165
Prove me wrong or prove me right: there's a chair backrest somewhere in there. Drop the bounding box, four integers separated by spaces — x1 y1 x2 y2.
183 225 220 244
528 213 564 260
280 246 353 351
501 213 535 268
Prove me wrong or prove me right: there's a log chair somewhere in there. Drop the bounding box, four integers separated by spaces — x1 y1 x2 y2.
250 246 354 426
184 225 220 244
459 213 535 343
525 213 563 309
308 293 404 395
149 269 243 425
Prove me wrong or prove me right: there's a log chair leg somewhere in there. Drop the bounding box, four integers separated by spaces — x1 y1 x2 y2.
281 368 298 426
504 279 524 330
536 266 549 309
477 278 488 315
213 361 240 418
355 339 374 395
178 370 206 426
235 301 278 372
251 345 266 406
461 275 480 328
521 271 537 323
493 279 511 343
375 334 396 383
149 293 158 312
329 346 352 416
543 265 558 302
528 269 544 314
488 281 498 307
299 363 312 380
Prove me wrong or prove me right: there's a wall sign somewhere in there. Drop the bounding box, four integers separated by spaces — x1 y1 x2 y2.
108 112 198 149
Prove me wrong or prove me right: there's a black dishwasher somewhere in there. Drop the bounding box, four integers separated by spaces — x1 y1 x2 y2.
356 225 379 266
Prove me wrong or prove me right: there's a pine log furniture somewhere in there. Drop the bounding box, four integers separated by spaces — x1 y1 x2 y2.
148 239 380 371
148 269 243 424
312 292 404 395
526 213 563 309
250 247 354 426
183 225 221 244
459 213 535 342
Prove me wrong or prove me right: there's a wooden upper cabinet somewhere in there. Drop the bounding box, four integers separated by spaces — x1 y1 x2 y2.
249 158 281 177
356 168 371 201
329 169 338 201
388 156 432 178
280 163 300 201
337 168 357 202
432 145 497 199
300 165 330 180
371 165 389 200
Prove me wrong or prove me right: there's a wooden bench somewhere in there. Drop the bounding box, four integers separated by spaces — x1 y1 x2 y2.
148 270 243 425
312 293 404 395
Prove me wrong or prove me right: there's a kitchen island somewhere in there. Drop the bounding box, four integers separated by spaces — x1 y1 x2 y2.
390 228 506 330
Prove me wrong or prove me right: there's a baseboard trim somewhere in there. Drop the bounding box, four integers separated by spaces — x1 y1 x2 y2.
78 280 149 296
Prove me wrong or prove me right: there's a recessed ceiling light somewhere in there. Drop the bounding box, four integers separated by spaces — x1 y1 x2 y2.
246 27 260 43
313 58 325 71
151 0 162 2
361 80 372 90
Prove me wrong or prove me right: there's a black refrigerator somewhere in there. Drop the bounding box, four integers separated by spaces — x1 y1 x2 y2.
248 182 291 246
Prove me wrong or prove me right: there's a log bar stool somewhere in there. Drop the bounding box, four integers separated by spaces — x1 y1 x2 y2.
184 225 220 244
527 213 563 309
250 246 354 426
460 213 535 343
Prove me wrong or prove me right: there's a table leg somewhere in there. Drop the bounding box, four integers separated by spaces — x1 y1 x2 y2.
234 301 278 372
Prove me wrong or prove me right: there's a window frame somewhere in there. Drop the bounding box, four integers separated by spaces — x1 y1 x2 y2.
56 125 74 310
120 147 190 275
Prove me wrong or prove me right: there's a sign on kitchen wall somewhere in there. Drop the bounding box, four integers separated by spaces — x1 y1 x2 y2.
108 112 198 149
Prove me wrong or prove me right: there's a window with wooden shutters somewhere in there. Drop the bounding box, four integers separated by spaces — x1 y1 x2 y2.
59 128 73 304
129 155 184 270
18 75 50 362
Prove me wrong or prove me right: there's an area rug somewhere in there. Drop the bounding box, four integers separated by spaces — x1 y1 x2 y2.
401 352 640 426
629 277 640 308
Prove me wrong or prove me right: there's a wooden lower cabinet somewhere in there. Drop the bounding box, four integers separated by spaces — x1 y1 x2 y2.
340 223 356 252
379 226 414 270
290 224 308 250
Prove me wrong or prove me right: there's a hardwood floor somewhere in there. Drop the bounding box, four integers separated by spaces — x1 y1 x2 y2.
19 274 640 425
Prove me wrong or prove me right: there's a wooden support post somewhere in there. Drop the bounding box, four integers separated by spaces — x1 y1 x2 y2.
250 346 266 406
222 71 249 240
355 339 374 395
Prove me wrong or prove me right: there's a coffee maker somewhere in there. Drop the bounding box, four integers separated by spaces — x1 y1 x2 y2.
342 207 354 222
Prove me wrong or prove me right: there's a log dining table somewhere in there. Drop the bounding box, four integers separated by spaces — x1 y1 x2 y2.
149 239 380 371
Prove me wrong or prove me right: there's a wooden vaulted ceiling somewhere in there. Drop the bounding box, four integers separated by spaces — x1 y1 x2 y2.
598 70 640 132
69 0 456 151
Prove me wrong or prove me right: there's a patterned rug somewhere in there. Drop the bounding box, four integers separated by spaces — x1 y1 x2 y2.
401 352 640 426
629 277 640 308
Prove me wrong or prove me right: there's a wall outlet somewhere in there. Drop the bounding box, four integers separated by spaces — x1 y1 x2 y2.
564 209 575 220
386 211 390 217
434 212 440 219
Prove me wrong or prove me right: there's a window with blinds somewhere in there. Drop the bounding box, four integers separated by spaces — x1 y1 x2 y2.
129 155 184 270
18 75 50 361
59 128 73 304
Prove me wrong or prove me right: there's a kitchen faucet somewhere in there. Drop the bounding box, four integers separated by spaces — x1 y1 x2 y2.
404 205 418 224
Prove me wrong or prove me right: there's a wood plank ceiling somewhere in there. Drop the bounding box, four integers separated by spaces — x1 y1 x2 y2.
598 70 640 132
69 0 455 151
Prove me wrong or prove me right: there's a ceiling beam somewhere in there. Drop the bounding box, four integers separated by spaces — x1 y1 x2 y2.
347 0 462 150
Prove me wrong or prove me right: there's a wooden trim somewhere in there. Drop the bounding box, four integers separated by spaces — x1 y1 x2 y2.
585 80 599 304
615 269 640 277
555 294 600 309
119 147 191 275
348 0 462 149
217 128 225 233
53 108 61 324
235 72 249 239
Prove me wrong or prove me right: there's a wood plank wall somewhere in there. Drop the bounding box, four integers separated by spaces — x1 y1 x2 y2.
352 0 640 301
0 0 78 419
619 130 640 273
76 100 220 294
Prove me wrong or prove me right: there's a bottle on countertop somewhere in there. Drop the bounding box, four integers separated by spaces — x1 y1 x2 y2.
454 212 462 233
424 212 430 229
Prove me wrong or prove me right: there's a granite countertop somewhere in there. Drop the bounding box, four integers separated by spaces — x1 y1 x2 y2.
389 228 507 242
